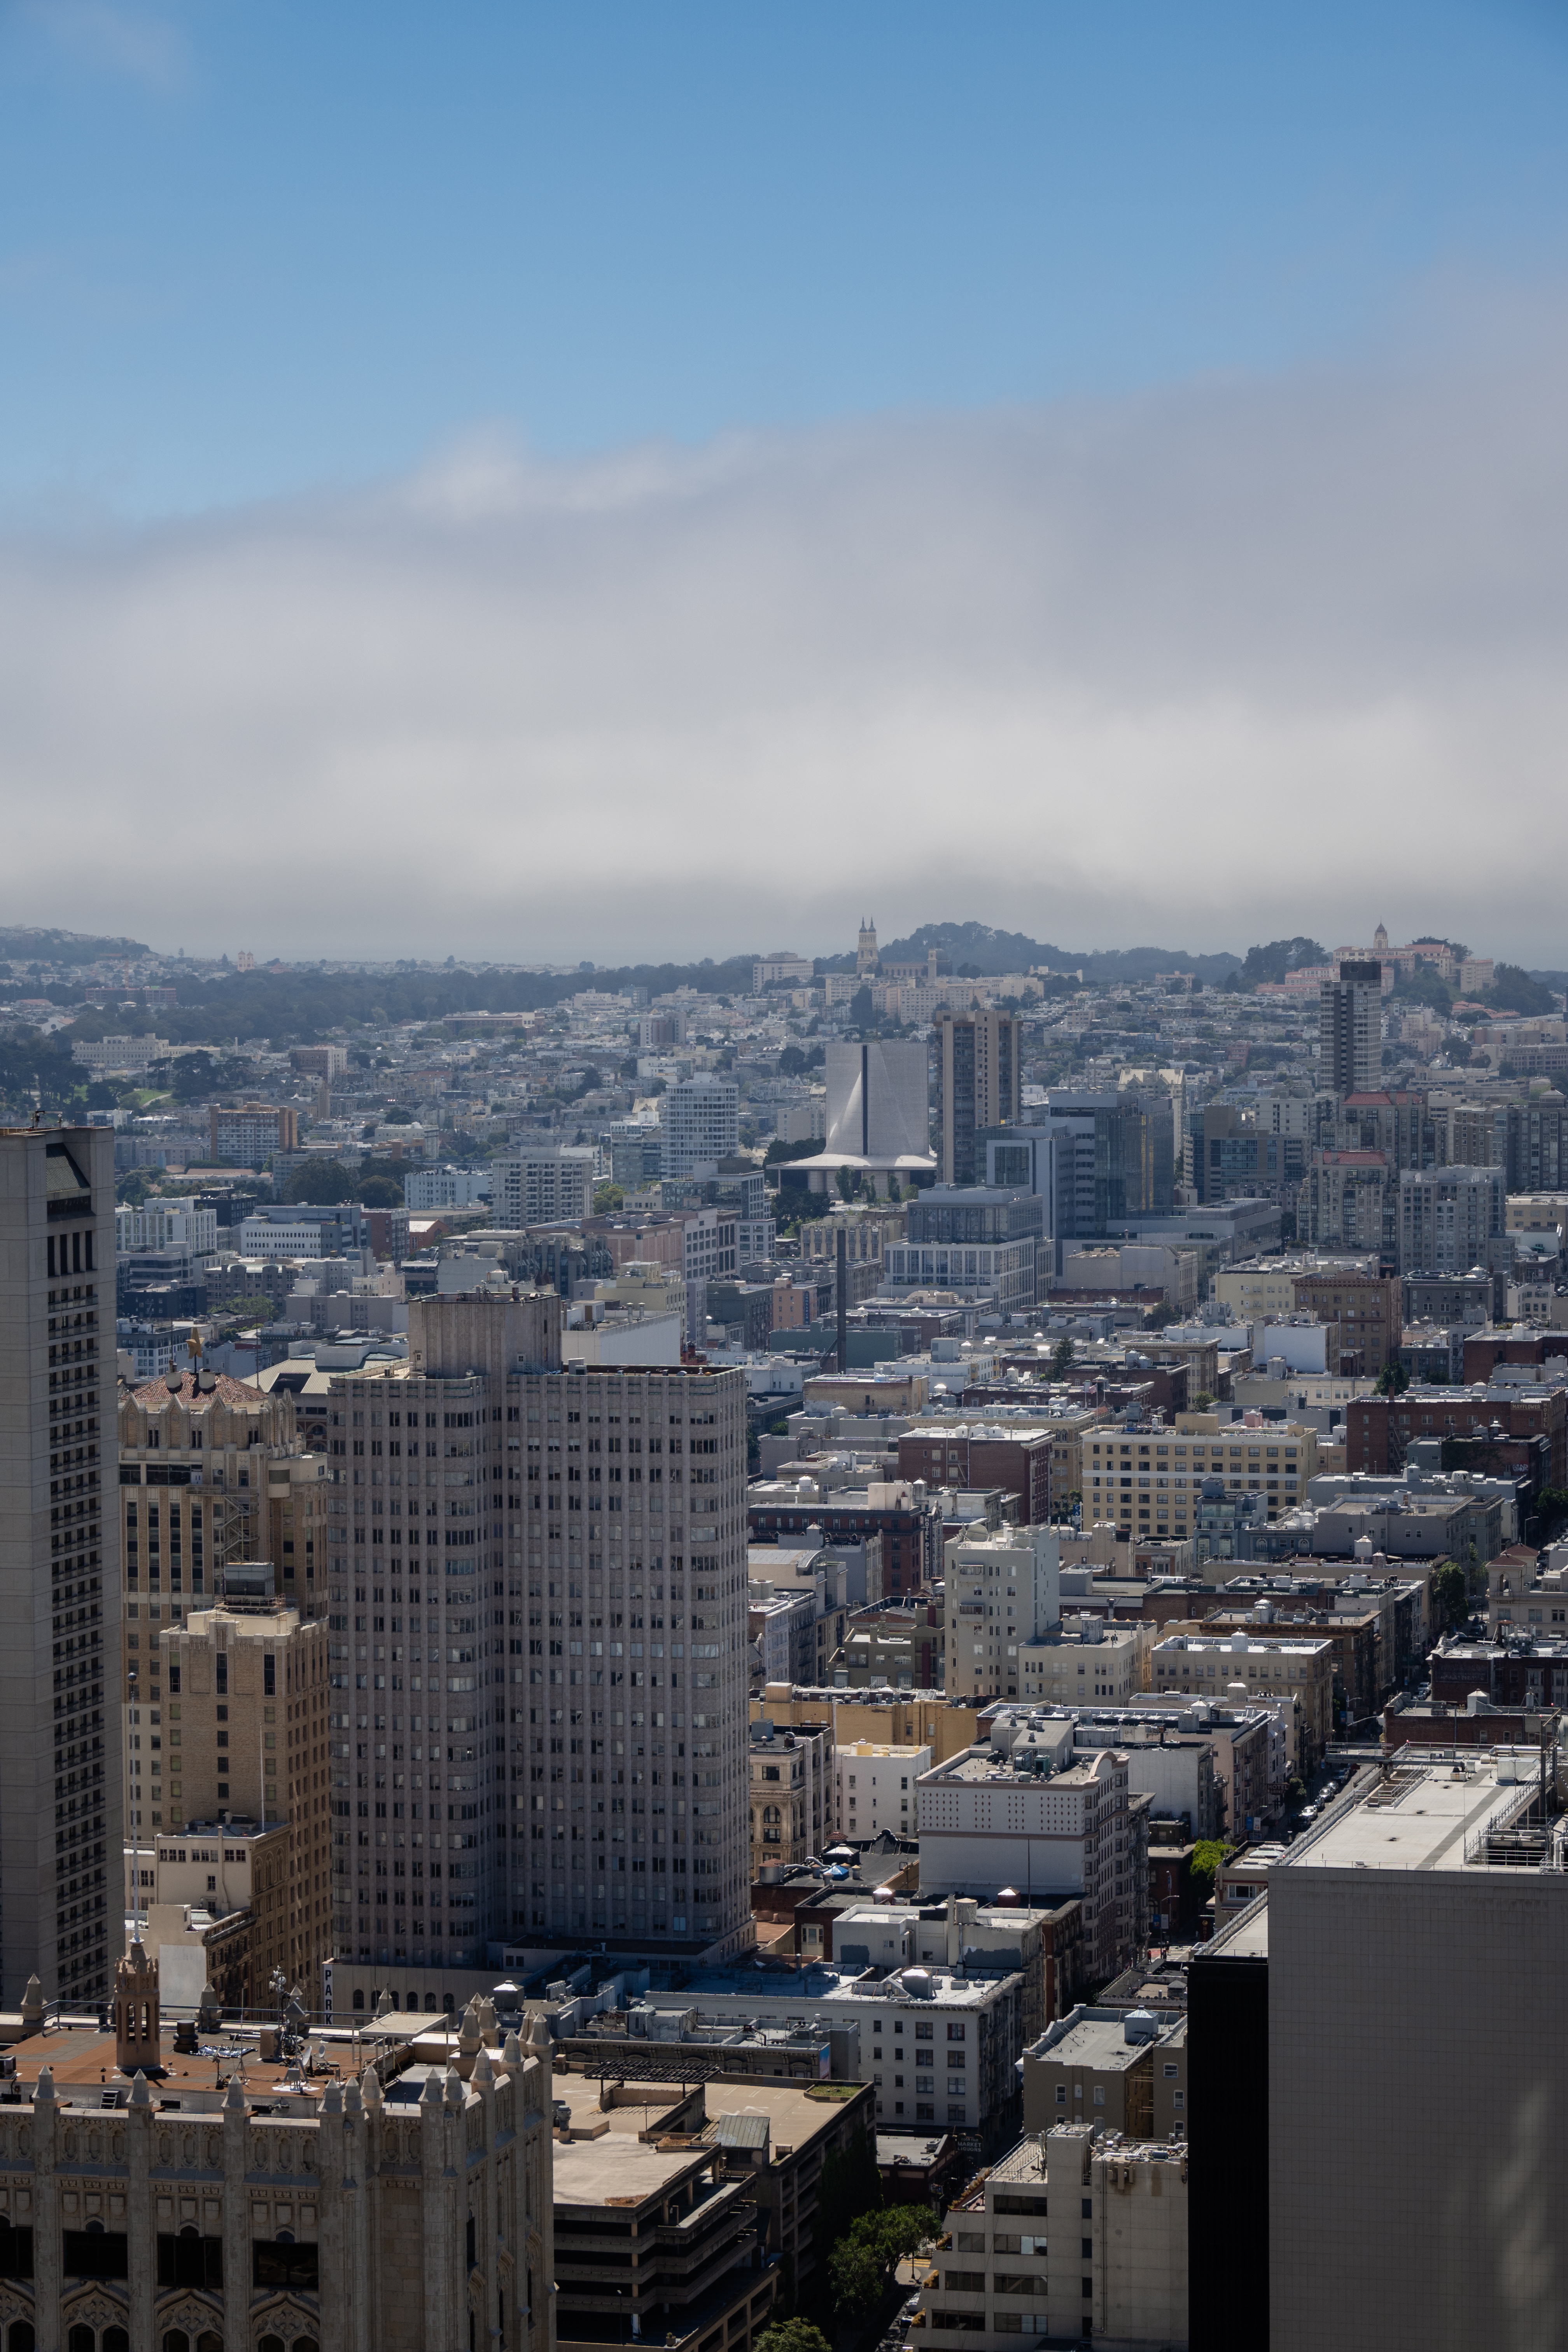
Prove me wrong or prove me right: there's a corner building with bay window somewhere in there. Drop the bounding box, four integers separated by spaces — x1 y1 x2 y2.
325 1291 751 1968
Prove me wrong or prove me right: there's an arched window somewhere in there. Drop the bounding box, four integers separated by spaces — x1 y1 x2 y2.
103 2332 130 2352
195 2334 223 2352
259 2336 287 2352
6 2323 35 2352
67 2329 95 2352
162 2332 190 2352
295 2342 320 2352
352 1989 364 2012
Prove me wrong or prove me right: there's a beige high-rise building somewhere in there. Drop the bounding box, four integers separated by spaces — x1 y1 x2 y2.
943 1524 1061 1703
158 1595 333 2000
935 1009 1022 1185
117 1365 327 1723
0 1122 122 2007
323 1290 752 1972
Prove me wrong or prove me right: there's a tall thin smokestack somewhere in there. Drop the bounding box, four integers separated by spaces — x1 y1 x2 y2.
836 1222 848 1373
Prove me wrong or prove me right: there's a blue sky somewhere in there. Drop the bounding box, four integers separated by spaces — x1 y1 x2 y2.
4 0 1568 511
5 2 1568 962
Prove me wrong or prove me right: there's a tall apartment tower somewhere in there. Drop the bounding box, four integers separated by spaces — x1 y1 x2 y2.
325 1291 751 1971
161 1594 333 2001
935 1010 1021 1185
661 1074 740 1176
1318 958 1382 1095
0 1124 122 2006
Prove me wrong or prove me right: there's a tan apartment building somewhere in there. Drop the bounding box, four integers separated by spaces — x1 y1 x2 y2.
1290 1267 1403 1376
1213 1255 1374 1323
118 1364 327 1709
156 1594 334 2000
1020 2002 1186 2138
1017 1621 1153 1707
751 1684 980 1761
749 1715 834 1871
1151 1628 1334 1771
1080 1412 1317 1543
917 2124 1188 2352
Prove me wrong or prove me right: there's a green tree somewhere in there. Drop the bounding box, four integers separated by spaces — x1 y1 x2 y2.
1431 1561 1468 1631
1050 1336 1075 1378
828 2240 884 2321
283 1159 355 1205
828 2207 938 2320
1535 1487 1568 1542
756 2324 832 2352
1190 1839 1233 1892
358 1174 405 1209
593 1181 625 1214
1376 1358 1409 1396
217 1293 275 1326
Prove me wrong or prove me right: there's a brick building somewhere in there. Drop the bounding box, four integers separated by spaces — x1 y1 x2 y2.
898 1423 1054 1522
1348 1385 1566 1490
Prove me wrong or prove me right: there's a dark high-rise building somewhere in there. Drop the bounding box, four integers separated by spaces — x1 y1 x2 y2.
1318 959 1382 1094
0 1124 122 2005
934 1010 1020 1185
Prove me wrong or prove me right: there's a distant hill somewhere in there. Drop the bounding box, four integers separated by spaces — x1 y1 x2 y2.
0 926 151 965
874 920 1243 986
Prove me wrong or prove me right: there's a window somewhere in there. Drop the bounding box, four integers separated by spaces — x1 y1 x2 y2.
253 2237 320 2292
62 2227 129 2279
158 2230 224 2287
0 2222 32 2280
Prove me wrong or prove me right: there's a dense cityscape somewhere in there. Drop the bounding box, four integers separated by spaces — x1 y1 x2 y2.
0 910 1563 2348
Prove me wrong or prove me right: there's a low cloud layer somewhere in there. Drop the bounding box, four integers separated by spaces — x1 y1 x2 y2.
3 313 1568 966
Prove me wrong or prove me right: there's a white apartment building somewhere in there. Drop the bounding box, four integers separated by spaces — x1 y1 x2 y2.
494 1146 598 1226
834 1738 930 1843
71 1032 170 1074
404 1164 492 1210
1080 1412 1316 1542
918 2126 1188 2352
662 1074 740 1175
919 1739 1139 1981
640 1964 1024 2134
239 1214 355 1260
1398 1163 1504 1273
115 1195 219 1258
944 1523 1061 1703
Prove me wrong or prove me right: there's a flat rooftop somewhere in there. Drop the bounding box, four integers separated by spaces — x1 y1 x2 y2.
552 2129 708 2207
1280 1754 1559 1876
932 1750 1115 1786
1032 2009 1174 2074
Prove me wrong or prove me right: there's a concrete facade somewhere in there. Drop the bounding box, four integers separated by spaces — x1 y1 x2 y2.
326 1293 751 1966
1270 1752 1568 2352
